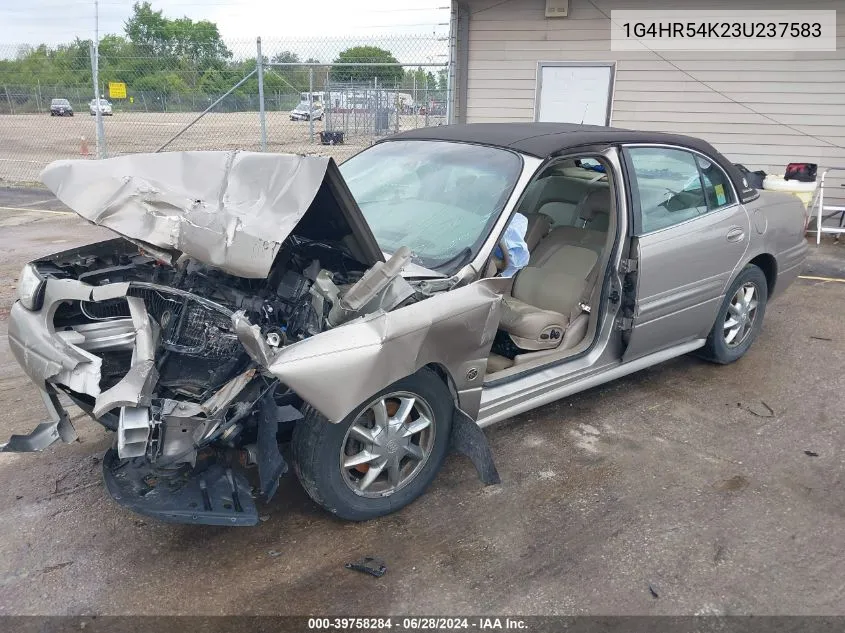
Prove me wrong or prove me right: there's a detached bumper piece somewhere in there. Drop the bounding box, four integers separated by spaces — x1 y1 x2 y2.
102 449 259 526
1 389 77 453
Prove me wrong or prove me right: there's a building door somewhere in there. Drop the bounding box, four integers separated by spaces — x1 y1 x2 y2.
535 62 615 126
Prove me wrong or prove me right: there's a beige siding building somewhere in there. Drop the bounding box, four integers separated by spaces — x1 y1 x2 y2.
452 0 845 198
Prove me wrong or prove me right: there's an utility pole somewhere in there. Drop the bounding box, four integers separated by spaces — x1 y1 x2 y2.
91 0 106 158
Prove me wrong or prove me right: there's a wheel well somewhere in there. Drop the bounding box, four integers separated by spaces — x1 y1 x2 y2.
424 363 459 401
748 254 777 296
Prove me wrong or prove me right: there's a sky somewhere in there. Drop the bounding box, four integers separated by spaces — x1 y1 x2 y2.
0 0 451 58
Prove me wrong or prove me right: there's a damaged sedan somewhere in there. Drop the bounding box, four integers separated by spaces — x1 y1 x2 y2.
4 123 808 526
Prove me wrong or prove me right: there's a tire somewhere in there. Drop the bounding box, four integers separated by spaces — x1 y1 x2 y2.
700 264 768 364
291 368 453 521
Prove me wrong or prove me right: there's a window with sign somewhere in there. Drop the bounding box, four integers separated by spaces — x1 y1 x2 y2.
695 155 735 211
626 146 736 234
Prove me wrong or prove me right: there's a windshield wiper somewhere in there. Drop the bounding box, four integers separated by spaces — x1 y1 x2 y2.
431 247 472 273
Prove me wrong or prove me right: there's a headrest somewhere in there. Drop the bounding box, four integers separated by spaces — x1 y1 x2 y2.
578 188 611 216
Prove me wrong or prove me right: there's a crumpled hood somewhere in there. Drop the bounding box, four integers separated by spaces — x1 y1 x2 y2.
40 151 384 278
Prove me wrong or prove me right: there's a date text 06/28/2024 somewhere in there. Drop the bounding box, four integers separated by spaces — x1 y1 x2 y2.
307 617 529 631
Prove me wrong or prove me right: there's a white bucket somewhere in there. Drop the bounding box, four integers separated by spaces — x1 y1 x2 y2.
762 175 817 208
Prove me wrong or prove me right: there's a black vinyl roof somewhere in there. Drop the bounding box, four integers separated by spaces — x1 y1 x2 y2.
389 122 714 158
385 123 758 202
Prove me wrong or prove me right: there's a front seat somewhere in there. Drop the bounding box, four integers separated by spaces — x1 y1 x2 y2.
499 244 599 351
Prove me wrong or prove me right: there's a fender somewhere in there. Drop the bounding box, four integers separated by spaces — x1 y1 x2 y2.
234 279 507 424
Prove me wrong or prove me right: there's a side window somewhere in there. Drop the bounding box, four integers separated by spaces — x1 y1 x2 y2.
627 147 707 233
695 155 735 210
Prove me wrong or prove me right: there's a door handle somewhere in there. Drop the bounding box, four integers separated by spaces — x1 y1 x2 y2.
726 227 745 242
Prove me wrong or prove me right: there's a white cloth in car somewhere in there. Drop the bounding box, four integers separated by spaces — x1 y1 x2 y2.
494 212 530 278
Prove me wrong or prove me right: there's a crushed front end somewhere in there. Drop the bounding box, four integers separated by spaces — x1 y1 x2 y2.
2 151 428 525
3 150 506 525
5 232 421 525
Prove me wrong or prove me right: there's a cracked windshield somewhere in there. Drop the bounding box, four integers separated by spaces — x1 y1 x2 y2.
340 140 522 272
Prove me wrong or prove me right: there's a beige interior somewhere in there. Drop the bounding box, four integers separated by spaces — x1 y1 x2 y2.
499 245 597 350
485 158 618 377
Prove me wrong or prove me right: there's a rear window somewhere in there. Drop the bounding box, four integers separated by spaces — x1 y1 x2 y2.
52 99 70 106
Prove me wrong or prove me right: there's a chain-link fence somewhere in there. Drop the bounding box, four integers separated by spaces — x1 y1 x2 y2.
0 35 449 184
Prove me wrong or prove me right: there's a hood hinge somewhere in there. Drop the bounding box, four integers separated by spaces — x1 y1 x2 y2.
417 275 461 295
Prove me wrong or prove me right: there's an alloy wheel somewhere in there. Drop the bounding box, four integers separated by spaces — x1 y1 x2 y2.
340 392 436 498
724 282 759 348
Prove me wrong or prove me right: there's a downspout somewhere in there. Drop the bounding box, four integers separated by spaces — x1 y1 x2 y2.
447 1 458 124
454 2 471 124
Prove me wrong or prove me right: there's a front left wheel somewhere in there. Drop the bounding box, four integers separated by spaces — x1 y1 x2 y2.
291 369 453 521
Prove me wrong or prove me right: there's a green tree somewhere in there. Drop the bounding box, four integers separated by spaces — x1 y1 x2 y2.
271 51 300 64
437 68 448 92
124 2 168 57
124 2 231 71
329 46 402 85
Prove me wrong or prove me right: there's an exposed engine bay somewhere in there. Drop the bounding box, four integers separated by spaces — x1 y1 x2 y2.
5 151 503 526
12 234 426 524
41 233 418 457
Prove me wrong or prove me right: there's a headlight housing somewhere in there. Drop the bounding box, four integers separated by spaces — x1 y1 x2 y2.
18 263 46 311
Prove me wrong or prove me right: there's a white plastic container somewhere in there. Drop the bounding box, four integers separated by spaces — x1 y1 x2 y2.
762 175 818 208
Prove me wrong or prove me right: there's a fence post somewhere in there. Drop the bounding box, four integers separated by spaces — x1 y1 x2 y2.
89 41 107 158
395 85 399 134
4 85 13 115
308 67 315 144
424 74 429 128
256 37 267 151
373 76 378 142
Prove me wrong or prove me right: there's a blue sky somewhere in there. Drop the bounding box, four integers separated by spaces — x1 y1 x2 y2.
0 0 451 48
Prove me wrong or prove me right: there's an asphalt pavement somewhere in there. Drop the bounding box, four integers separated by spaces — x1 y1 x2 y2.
1 189 845 616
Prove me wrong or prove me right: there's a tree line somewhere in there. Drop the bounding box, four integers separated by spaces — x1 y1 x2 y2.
0 2 447 110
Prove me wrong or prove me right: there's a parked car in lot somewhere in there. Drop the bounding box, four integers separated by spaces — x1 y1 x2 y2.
289 100 324 121
49 98 73 116
89 98 113 116
3 123 807 526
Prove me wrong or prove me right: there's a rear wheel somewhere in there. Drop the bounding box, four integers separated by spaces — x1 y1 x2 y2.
700 264 768 364
291 369 453 520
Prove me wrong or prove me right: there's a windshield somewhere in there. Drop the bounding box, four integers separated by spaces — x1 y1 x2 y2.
295 101 313 110
52 99 69 106
339 140 522 272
